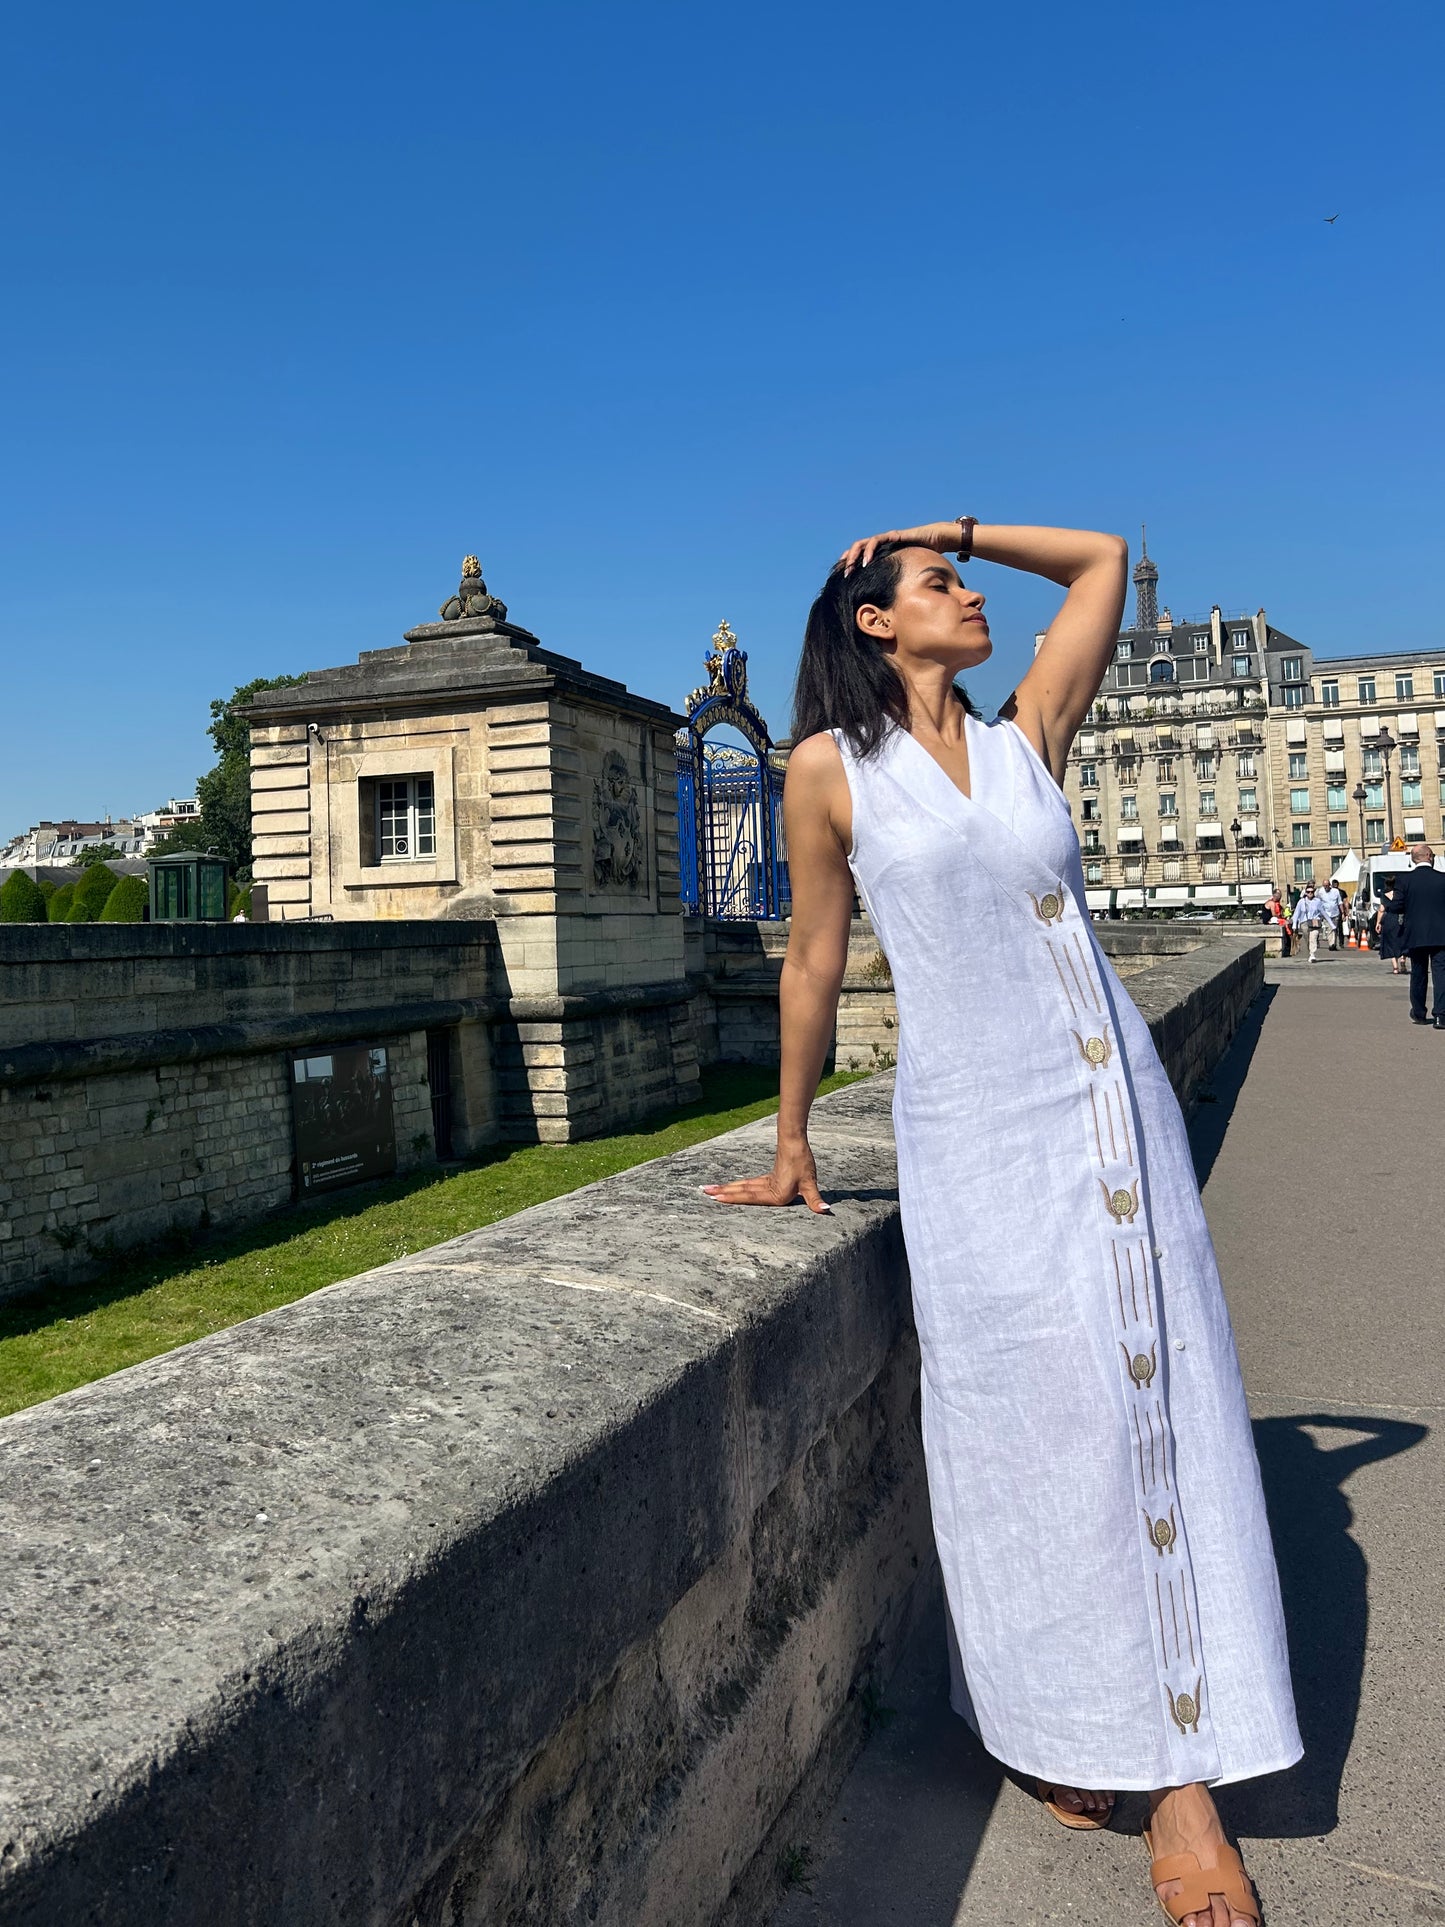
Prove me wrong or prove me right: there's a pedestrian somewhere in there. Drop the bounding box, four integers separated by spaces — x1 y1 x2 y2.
1318 876 1344 950
1291 880 1327 962
1376 877 1407 976
704 518 1297 1927
1390 843 1445 1028
1263 882 1291 958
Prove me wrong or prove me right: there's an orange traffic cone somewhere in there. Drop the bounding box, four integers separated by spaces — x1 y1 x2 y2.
1346 925 1359 949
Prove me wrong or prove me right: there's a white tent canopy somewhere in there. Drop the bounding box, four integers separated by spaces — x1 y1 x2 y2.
1329 848 1362 884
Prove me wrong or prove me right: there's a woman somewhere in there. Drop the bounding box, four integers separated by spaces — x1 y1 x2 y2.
1263 884 1290 958
704 520 1300 1927
1377 877 1406 974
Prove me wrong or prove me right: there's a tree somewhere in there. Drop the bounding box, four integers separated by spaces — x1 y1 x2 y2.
65 900 94 922
74 862 120 918
187 674 307 880
37 879 56 903
68 842 128 869
0 870 48 922
47 883 76 922
99 875 150 922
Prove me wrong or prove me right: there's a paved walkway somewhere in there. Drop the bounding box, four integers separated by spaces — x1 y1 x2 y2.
774 957 1443 1926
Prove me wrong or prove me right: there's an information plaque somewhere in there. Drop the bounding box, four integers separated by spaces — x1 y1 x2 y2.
291 1044 397 1196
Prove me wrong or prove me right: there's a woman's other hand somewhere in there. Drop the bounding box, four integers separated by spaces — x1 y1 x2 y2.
837 522 963 575
702 1141 833 1213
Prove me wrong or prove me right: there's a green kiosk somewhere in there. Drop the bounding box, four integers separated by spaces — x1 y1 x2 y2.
147 851 230 922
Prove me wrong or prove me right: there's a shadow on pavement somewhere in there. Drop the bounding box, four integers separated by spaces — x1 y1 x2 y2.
1222 1412 1429 1842
1186 984 1277 1191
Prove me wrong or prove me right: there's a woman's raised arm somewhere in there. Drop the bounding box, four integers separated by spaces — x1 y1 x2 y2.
978 526 1128 784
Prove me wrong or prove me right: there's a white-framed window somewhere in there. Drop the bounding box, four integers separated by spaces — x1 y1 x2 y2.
1243 853 1262 878
1397 673 1415 700
1326 783 1347 811
1357 676 1376 703
1085 861 1104 883
1157 757 1175 783
377 776 436 861
1291 822 1312 846
1294 857 1316 883
1434 670 1445 698
1082 797 1100 821
1084 829 1102 851
1237 753 1256 779
1402 779 1423 806
1400 746 1421 777
1079 761 1098 787
1239 786 1258 812
1196 755 1216 780
1118 759 1139 785
1366 816 1385 842
1288 752 1308 779
1328 821 1350 846
1116 640 1134 660
1290 787 1311 813
1282 657 1304 683
1199 789 1217 816
1283 685 1306 709
1320 679 1339 706
1120 794 1139 821
1364 780 1384 808
1123 860 1144 883
1202 856 1222 880
1159 791 1178 816
1362 749 1383 778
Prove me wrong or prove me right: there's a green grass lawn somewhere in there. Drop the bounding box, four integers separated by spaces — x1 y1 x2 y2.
0 1066 863 1420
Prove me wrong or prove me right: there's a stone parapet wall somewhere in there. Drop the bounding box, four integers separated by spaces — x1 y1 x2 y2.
0 1077 933 1927
0 928 1260 1924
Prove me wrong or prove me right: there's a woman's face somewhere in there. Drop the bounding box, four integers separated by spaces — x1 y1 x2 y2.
856 547 992 672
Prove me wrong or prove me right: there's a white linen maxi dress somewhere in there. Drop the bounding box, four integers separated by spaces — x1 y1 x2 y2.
833 713 1301 1790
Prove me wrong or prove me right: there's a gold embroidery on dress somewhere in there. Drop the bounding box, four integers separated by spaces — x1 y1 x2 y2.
1100 1177 1140 1224
1167 1678 1203 1736
1143 1505 1177 1554
1072 1027 1113 1070
1028 888 1064 926
1122 1341 1157 1389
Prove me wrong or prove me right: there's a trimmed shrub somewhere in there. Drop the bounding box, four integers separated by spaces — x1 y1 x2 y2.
74 862 120 918
47 884 76 922
38 879 56 903
0 870 48 922
65 900 94 923
229 886 252 921
99 875 150 922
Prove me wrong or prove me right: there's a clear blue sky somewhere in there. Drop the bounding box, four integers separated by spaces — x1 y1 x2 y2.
3 0 1441 830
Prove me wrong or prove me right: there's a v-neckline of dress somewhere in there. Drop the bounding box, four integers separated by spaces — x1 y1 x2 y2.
894 708 977 807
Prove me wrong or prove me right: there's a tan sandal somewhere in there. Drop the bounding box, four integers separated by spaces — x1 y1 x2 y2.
1038 1781 1116 1830
1143 1829 1260 1924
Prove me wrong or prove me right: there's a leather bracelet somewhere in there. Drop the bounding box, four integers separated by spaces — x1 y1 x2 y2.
954 515 977 560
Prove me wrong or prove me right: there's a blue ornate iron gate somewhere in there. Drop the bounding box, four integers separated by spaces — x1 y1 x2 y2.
676 623 790 919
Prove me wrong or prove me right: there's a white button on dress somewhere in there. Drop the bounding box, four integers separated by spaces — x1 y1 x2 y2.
832 714 1300 1791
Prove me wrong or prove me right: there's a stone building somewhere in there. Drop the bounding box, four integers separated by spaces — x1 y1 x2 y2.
1061 537 1445 908
1260 644 1445 888
1060 536 1293 911
241 557 698 1139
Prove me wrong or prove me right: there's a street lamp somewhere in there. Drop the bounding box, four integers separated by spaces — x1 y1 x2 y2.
1229 816 1243 914
1369 727 1397 847
1352 781 1367 856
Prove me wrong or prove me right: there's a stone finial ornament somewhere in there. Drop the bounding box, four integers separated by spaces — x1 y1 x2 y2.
439 554 509 625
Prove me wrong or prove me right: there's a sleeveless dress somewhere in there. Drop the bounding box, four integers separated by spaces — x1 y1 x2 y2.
833 714 1301 1790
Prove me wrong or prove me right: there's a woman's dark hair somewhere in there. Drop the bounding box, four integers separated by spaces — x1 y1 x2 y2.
791 541 977 758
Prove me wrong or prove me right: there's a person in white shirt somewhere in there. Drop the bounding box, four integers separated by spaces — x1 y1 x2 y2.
1292 880 1327 962
1318 879 1344 950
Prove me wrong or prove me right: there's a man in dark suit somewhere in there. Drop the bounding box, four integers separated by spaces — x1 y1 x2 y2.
1393 843 1445 1028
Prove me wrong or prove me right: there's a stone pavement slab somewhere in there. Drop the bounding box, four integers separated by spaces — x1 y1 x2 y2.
773 968 1445 1926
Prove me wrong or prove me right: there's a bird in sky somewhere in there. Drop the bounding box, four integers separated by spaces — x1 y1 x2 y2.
1324 213 1340 224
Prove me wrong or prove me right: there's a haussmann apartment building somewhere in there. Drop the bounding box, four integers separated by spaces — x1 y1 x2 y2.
1058 541 1445 912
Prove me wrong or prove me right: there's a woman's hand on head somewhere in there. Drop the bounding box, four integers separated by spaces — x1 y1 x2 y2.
701 1142 833 1213
837 522 963 575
